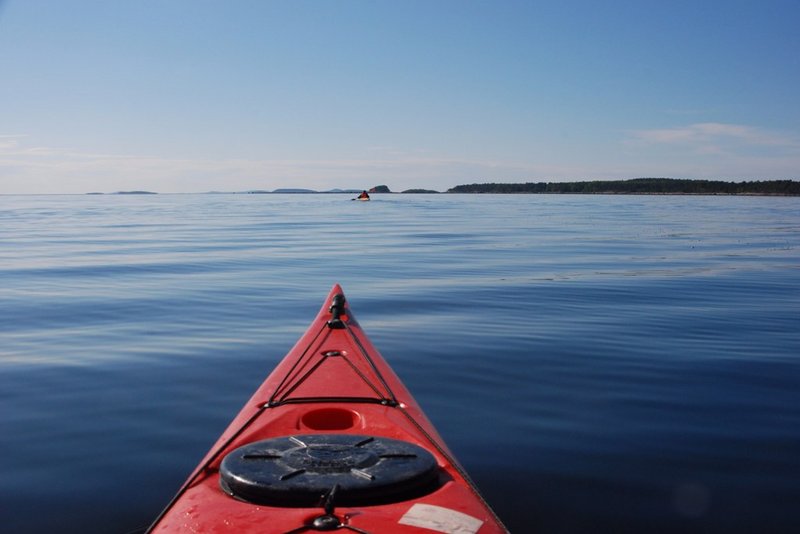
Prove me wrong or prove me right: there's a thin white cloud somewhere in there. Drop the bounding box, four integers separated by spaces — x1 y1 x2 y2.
622 122 800 179
621 122 800 180
0 134 29 150
630 122 800 149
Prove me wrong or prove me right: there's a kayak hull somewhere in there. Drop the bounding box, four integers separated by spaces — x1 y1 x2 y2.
148 284 506 533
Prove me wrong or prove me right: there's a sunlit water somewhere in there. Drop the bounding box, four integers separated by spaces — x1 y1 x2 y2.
1 193 799 533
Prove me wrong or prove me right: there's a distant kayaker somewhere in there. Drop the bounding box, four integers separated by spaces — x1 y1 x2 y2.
357 190 370 200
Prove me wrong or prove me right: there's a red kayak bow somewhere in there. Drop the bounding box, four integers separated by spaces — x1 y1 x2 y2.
148 284 507 533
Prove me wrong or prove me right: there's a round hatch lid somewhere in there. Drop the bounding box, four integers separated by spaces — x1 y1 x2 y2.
219 434 439 506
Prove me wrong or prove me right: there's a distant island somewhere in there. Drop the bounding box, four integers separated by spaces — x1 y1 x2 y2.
447 178 800 196
84 190 158 195
243 188 363 194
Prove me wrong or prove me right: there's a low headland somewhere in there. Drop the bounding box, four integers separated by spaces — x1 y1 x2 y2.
446 178 799 195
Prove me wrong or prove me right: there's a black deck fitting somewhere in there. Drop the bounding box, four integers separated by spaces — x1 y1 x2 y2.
327 294 347 329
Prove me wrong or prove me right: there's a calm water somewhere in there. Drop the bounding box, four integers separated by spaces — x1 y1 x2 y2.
1 193 799 533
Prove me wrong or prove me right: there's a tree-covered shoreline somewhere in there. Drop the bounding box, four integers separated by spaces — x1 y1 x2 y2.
447 178 800 196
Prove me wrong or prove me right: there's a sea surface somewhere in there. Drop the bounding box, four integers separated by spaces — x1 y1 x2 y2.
1 193 799 533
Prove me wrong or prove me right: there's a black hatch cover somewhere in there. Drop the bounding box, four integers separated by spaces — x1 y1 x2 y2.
219 434 440 506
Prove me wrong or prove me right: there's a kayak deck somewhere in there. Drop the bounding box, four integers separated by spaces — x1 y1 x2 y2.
148 284 506 533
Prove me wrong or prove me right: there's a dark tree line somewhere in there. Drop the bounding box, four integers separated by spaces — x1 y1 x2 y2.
447 178 800 195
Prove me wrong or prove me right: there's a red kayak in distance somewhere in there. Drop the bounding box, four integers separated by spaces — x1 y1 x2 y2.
148 284 507 533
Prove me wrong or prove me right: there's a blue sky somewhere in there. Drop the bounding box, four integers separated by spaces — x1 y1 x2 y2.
1 0 798 193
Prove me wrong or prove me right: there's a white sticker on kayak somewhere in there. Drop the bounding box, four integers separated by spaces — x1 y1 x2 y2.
399 503 484 534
